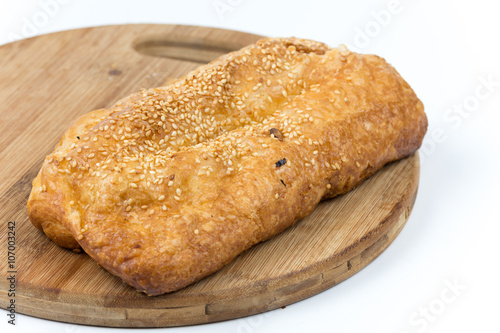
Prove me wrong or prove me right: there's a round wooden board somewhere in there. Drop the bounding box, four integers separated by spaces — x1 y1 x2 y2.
0 24 420 327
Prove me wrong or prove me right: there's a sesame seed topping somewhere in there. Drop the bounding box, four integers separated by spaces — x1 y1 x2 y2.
43 38 357 229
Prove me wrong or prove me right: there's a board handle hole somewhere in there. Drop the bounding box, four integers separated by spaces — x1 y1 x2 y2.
134 35 244 64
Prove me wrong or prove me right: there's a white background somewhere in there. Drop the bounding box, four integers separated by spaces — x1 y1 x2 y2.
1 0 499 332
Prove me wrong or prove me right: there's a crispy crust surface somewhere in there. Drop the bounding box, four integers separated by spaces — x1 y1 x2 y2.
27 37 427 295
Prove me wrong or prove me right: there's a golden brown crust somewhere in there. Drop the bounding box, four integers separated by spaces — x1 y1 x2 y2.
27 37 427 295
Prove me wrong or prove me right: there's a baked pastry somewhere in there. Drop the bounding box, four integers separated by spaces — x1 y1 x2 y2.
27 37 427 295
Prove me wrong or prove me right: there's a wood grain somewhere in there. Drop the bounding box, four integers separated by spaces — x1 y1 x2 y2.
0 24 420 327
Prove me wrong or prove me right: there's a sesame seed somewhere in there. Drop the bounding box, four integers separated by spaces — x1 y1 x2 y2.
326 184 332 189
158 195 165 200
167 181 174 186
174 196 181 201
194 229 199 235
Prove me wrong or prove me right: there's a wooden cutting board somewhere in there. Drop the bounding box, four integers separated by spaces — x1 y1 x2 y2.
0 24 420 327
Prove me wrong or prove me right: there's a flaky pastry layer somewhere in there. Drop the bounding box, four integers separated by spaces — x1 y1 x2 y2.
27 37 427 295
